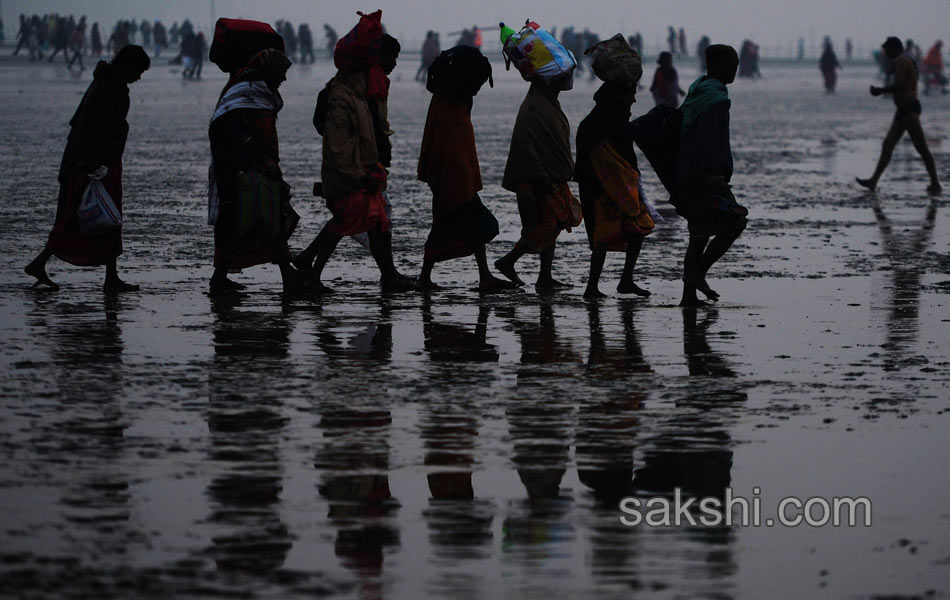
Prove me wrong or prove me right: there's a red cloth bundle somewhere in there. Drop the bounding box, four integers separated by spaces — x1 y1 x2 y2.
210 18 284 73
333 10 383 71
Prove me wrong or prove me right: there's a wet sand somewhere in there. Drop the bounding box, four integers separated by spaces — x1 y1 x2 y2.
1 55 949 598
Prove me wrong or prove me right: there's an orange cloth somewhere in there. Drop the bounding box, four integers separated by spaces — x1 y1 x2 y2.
588 140 655 250
418 93 482 223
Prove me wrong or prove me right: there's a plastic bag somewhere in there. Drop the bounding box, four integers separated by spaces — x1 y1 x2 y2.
77 179 121 235
501 21 576 84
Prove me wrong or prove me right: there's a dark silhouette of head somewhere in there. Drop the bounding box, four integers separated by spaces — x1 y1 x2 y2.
882 36 903 59
113 45 150 83
705 44 739 83
380 34 400 75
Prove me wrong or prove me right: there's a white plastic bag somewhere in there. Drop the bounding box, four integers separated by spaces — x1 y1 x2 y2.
77 178 121 235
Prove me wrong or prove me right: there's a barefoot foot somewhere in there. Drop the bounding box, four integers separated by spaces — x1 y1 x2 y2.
856 177 877 191
25 262 59 290
682 275 719 301
494 258 525 286
479 276 517 293
617 281 651 297
104 278 140 295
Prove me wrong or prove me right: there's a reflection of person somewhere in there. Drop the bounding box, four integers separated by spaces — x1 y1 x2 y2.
672 44 747 306
207 300 293 572
208 49 306 294
857 37 941 195
25 46 150 293
494 75 578 291
873 196 937 372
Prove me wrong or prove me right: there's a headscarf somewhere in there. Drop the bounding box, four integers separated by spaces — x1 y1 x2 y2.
233 48 292 89
680 75 729 135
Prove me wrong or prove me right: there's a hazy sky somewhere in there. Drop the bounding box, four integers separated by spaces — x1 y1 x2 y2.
4 0 948 55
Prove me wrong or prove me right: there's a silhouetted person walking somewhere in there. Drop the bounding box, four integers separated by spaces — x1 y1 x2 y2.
857 37 941 195
672 44 748 306
25 46 151 293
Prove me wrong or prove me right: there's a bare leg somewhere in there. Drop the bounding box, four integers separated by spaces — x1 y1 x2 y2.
306 223 343 291
475 246 514 290
858 118 906 190
293 223 333 271
103 258 139 294
903 114 942 192
368 227 415 293
276 252 309 293
584 246 607 299
617 236 650 296
536 245 569 289
25 248 58 290
418 257 440 290
680 235 709 306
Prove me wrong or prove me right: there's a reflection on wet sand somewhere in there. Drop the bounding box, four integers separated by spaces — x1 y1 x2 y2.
577 301 645 588
501 300 577 561
577 301 646 503
314 301 399 599
46 297 133 562
206 297 293 575
631 307 742 587
873 196 938 372
420 297 495 572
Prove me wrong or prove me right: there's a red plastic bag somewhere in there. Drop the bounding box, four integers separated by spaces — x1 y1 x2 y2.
333 10 383 71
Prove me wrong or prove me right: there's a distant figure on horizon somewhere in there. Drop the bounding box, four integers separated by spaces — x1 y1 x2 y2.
923 40 948 94
678 27 687 57
819 37 841 93
667 26 677 56
857 37 941 195
417 30 440 81
672 44 748 306
91 22 103 56
797 37 805 61
67 18 86 72
650 51 686 107
697 35 711 71
298 24 316 63
845 38 853 61
25 46 151 293
324 24 338 56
